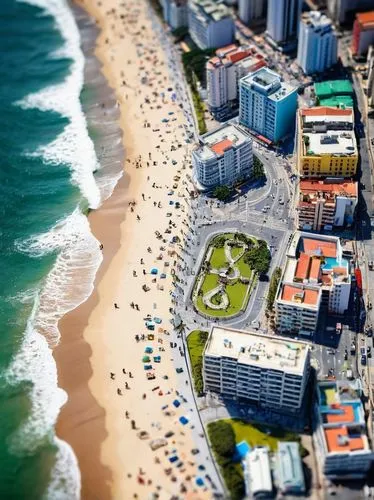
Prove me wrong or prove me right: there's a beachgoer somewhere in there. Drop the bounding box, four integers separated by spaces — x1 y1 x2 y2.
110 372 115 380
99 243 103 250
117 388 122 396
129 371 133 378
125 382 129 389
125 411 129 419
122 368 126 374
114 303 119 309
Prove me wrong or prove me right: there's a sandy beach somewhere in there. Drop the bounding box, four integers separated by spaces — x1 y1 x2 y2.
54 1 214 498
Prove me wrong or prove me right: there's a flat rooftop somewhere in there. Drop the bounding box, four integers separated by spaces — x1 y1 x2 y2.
356 11 374 28
300 180 358 198
301 11 333 29
204 326 310 375
305 132 356 156
324 426 366 453
241 67 297 100
190 0 231 22
195 123 250 161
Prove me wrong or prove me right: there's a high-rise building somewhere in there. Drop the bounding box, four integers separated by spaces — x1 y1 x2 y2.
239 67 298 142
192 123 253 190
188 0 235 50
314 380 374 479
296 107 358 178
327 0 374 27
238 0 267 25
352 11 374 57
297 12 338 75
206 44 267 120
297 179 358 231
160 0 188 29
275 232 351 338
266 0 302 45
203 326 311 414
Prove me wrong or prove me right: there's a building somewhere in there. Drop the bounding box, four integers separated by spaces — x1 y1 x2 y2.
266 0 302 46
238 0 267 25
203 326 311 414
245 447 273 498
206 44 267 120
160 0 188 29
314 79 354 108
352 11 374 57
275 232 351 338
297 12 338 75
297 179 358 231
367 45 374 107
296 107 358 178
192 123 253 190
327 0 374 26
314 380 374 479
277 442 305 495
188 0 235 50
239 67 298 142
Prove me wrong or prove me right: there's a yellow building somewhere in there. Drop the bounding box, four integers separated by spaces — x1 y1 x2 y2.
297 107 358 178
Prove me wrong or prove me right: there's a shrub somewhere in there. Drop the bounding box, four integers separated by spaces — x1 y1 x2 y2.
213 185 231 202
223 464 246 500
252 155 265 180
208 421 236 458
267 267 282 311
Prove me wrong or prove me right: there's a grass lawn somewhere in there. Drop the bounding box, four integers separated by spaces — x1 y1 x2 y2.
209 247 226 269
201 273 219 293
186 330 208 394
236 259 253 279
226 418 301 452
230 246 244 260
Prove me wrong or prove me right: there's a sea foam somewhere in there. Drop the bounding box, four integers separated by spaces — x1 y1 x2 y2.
16 0 101 210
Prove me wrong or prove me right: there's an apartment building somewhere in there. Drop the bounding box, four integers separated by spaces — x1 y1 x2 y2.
275 232 351 338
192 123 253 190
352 11 374 57
314 380 374 479
297 179 358 231
203 326 311 414
239 67 298 143
206 44 267 121
327 0 374 27
297 107 358 178
188 0 235 50
266 0 302 46
160 0 188 29
297 12 338 75
238 0 267 25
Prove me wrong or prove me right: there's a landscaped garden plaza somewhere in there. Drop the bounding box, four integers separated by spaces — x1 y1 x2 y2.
192 232 270 318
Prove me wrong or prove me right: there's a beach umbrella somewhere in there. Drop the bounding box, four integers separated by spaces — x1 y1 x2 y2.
173 399 180 408
144 346 153 353
151 268 158 275
179 416 189 425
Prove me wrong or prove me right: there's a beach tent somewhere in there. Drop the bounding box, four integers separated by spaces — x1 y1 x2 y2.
195 477 204 487
153 356 161 363
179 416 189 425
144 347 153 353
142 356 151 363
173 399 180 408
151 268 158 275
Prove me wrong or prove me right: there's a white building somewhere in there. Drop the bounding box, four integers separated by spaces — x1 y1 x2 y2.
188 0 235 50
297 12 338 75
160 0 188 29
239 67 298 142
314 381 374 479
266 0 302 45
238 0 267 25
277 442 305 494
275 232 351 338
192 123 253 190
245 447 273 498
203 326 311 414
206 44 267 120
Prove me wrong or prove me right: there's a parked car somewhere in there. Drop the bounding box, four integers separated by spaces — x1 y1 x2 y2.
361 354 367 365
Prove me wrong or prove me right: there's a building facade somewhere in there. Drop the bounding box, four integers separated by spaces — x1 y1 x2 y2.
238 0 267 25
266 0 302 45
314 380 374 479
239 67 298 142
296 107 358 178
203 326 311 414
327 0 374 26
188 0 235 50
192 123 253 190
160 0 188 30
297 12 338 75
207 44 267 121
352 11 374 57
297 179 358 231
276 232 351 338
368 45 374 107
277 442 305 495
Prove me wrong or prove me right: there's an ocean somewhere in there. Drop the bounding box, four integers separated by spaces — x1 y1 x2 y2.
0 0 123 497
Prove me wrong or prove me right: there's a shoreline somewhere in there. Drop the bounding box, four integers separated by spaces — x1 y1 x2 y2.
54 1 217 499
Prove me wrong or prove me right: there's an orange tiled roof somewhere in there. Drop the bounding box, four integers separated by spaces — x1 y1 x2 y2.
300 180 357 197
295 253 311 280
326 404 355 424
325 426 364 453
303 238 337 258
356 11 374 26
282 285 319 305
211 139 233 155
333 266 347 275
226 49 252 63
216 44 237 57
309 258 321 280
301 106 353 117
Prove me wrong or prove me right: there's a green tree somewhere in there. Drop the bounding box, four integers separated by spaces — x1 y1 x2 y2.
213 185 231 202
208 420 236 458
252 155 265 180
267 267 282 311
244 241 271 275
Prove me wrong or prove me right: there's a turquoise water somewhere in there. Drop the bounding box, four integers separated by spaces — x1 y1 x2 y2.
0 1 116 497
322 257 348 271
